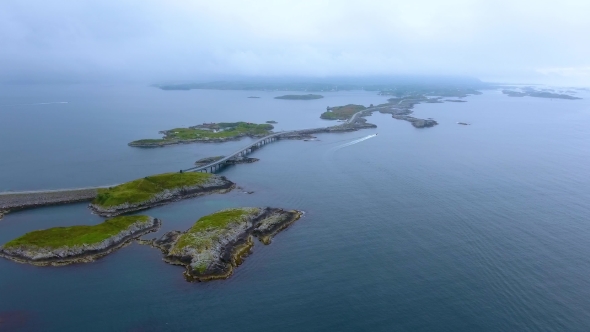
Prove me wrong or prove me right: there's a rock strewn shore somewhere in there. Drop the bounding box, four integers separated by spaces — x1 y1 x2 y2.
0 188 98 212
225 156 259 164
89 176 235 217
143 207 302 282
196 155 259 167
0 217 161 266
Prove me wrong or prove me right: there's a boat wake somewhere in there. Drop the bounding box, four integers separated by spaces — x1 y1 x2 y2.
334 134 377 150
321 133 378 181
1 101 68 107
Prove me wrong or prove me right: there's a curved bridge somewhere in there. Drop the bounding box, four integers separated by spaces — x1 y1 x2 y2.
182 107 379 174
182 130 296 173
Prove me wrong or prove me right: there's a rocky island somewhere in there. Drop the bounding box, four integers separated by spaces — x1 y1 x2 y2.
129 122 274 147
143 207 302 281
90 172 234 217
321 104 366 120
0 215 160 266
275 94 323 100
194 156 224 166
195 155 259 167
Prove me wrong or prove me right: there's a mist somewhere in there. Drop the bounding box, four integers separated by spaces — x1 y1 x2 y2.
1 0 589 86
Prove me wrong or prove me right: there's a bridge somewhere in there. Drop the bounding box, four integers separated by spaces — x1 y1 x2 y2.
182 130 295 173
181 106 380 174
0 106 377 208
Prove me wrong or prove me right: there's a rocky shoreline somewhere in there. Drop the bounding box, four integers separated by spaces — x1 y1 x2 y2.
225 156 259 164
142 207 302 281
195 156 224 166
128 133 270 147
0 217 161 266
0 188 99 212
89 176 235 217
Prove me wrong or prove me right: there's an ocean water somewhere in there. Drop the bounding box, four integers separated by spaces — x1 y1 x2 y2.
1 85 590 331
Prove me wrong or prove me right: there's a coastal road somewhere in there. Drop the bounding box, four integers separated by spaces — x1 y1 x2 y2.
0 108 373 199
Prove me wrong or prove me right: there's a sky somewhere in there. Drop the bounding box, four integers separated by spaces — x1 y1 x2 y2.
0 0 589 86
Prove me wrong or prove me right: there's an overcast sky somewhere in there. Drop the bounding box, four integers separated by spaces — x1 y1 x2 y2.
1 0 589 85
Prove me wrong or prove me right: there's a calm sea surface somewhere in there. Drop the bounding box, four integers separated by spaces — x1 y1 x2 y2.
1 85 590 331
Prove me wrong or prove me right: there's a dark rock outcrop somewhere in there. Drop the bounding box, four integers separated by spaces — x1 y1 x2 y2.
142 208 302 282
226 156 259 164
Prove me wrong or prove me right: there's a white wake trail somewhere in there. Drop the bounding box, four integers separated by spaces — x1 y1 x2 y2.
334 134 377 150
1 101 69 107
35 102 68 105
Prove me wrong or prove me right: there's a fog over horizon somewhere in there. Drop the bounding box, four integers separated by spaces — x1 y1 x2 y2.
1 0 589 86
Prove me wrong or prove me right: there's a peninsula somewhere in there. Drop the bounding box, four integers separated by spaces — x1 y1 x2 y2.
275 94 323 100
376 96 441 128
129 122 274 147
143 207 302 281
0 215 160 266
90 172 234 217
322 98 440 128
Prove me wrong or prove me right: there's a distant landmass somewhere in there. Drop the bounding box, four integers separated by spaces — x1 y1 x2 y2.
502 88 581 100
275 94 323 100
154 76 487 92
157 81 355 91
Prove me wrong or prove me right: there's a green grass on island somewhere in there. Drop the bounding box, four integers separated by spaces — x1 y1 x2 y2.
93 172 212 207
274 94 324 100
321 104 366 120
130 122 273 146
170 208 260 271
3 215 151 249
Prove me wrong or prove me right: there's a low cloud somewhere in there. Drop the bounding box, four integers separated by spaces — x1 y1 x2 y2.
1 0 589 85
